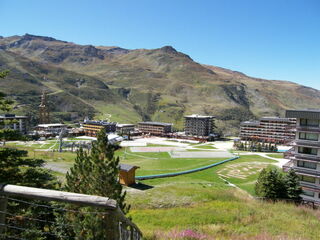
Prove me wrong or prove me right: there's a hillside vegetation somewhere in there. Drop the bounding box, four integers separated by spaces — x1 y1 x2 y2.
1 34 320 133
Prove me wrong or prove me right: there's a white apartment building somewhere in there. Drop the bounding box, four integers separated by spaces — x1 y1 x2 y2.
284 110 320 203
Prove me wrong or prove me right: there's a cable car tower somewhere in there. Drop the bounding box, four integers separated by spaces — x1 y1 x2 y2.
39 90 50 124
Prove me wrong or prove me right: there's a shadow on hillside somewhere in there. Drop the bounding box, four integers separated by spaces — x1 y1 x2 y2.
130 183 154 191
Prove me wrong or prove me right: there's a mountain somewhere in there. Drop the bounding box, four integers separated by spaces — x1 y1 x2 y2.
1 34 320 135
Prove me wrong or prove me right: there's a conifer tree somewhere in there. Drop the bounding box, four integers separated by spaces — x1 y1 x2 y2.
257 143 262 152
0 148 59 239
284 169 302 201
255 166 287 199
65 128 129 239
255 167 302 201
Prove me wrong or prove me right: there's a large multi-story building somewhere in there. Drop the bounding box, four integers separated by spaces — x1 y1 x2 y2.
116 124 135 135
36 123 67 136
137 122 172 135
184 115 215 137
0 114 28 134
83 119 117 137
283 110 320 204
239 117 296 144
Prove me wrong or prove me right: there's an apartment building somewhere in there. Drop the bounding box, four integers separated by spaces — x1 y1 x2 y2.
184 115 215 137
116 124 135 135
36 123 67 135
284 110 320 204
137 122 172 135
0 114 28 134
239 117 296 144
83 119 117 137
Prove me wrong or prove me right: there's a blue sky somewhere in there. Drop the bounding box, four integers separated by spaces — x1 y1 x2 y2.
1 0 319 89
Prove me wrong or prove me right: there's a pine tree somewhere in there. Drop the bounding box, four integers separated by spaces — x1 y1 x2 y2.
65 128 129 239
255 166 287 200
257 143 262 152
284 169 302 201
0 147 59 239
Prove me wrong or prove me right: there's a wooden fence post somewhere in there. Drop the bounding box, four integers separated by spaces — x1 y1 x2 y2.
105 210 120 240
130 226 134 240
0 196 8 235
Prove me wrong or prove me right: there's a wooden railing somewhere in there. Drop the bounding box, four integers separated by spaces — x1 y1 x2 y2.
0 184 142 240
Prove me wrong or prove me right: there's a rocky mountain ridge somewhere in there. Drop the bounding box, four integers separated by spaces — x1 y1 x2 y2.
0 34 319 135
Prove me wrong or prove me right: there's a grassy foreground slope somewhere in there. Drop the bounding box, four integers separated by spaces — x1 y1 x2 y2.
6 140 320 239
123 155 320 240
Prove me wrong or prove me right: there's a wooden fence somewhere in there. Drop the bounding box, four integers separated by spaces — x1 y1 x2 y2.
0 184 142 240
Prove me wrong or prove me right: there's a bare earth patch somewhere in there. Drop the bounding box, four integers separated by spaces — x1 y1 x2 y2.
217 162 269 179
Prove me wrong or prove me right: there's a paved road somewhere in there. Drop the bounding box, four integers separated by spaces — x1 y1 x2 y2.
44 162 69 174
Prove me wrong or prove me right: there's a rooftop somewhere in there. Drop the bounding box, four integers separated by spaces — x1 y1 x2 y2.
260 117 296 122
119 163 139 172
184 114 215 119
0 114 27 119
286 109 320 119
37 123 66 128
240 121 260 126
138 121 173 127
117 123 135 127
84 120 116 126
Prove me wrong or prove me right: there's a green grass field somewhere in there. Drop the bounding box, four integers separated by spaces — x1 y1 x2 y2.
193 144 217 150
266 153 285 159
116 148 227 176
124 154 320 240
5 140 320 239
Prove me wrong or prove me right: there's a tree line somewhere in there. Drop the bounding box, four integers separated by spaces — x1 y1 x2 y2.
234 140 278 152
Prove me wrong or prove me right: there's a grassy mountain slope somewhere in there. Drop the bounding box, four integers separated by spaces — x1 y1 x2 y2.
0 49 140 124
1 34 320 133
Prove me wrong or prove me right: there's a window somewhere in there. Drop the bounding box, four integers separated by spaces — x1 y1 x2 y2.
302 190 315 197
299 132 319 141
300 119 319 127
300 175 316 183
297 161 317 169
298 147 318 155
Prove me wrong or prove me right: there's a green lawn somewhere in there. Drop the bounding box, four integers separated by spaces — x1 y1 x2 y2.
146 143 177 147
193 144 217 150
6 142 320 240
116 148 226 176
266 153 285 159
124 155 320 240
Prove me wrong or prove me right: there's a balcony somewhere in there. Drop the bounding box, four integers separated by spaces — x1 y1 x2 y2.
283 160 294 172
300 181 320 191
294 140 320 148
290 156 320 163
282 160 320 177
296 126 320 133
291 153 320 162
292 167 320 178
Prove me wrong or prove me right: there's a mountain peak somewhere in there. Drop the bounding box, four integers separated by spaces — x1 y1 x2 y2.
22 33 57 41
159 46 178 53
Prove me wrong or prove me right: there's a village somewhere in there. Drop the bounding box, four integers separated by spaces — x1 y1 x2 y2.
1 3 320 238
2 91 320 206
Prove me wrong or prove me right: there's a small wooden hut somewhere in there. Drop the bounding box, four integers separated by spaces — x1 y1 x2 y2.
119 164 140 186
